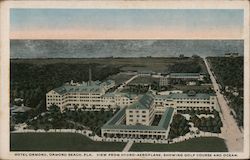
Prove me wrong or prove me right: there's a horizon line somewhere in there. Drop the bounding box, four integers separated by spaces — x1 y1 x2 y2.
10 55 244 59
10 38 244 40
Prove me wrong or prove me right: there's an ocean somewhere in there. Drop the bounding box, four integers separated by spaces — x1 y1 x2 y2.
10 40 243 58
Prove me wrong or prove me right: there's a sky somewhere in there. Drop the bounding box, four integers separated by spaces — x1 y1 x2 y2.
10 9 244 39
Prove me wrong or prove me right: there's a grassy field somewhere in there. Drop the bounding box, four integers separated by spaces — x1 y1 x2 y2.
129 76 159 85
11 57 208 73
10 133 126 151
172 84 213 93
130 137 228 152
10 133 227 152
106 73 134 85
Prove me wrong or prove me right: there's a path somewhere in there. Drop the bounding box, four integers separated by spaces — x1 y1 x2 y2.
115 74 138 93
204 58 243 152
122 140 133 152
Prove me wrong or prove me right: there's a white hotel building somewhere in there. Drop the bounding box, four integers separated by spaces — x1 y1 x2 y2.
101 91 218 142
46 78 218 114
126 94 155 126
154 92 218 114
46 80 138 111
46 77 219 142
101 94 176 141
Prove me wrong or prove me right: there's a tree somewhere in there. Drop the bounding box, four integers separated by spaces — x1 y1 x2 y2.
196 130 200 134
48 104 60 113
34 125 38 131
44 125 50 131
189 108 195 116
82 105 87 110
73 105 78 112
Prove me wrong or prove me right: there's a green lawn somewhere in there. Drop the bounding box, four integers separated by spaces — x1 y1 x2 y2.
172 84 213 93
130 137 228 152
10 132 126 151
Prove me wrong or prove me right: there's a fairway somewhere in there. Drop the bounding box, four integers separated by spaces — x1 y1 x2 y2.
10 133 126 151
11 57 208 73
130 137 228 152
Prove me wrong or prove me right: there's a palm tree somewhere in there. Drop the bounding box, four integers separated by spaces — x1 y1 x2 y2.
100 108 105 113
82 105 86 111
74 105 78 112
77 108 82 114
44 125 50 132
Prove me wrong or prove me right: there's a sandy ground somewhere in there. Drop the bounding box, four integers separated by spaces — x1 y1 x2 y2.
204 58 243 152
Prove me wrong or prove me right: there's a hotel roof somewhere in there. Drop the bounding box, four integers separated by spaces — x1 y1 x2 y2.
104 107 126 125
158 107 175 129
155 93 214 100
52 80 115 95
102 124 165 131
128 94 154 110
102 92 138 99
170 93 211 99
169 73 202 76
53 84 102 94
11 105 31 113
102 107 175 131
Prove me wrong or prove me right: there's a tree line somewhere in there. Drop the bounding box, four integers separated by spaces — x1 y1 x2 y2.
26 105 118 136
10 60 121 114
168 114 190 139
207 57 243 127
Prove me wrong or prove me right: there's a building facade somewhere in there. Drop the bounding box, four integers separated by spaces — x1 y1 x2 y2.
154 92 218 114
159 77 169 86
126 94 155 126
101 107 175 141
159 72 206 86
46 80 138 111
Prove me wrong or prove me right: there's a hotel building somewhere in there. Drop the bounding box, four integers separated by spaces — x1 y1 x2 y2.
46 80 138 111
126 94 155 126
159 72 205 86
154 91 218 114
101 91 218 141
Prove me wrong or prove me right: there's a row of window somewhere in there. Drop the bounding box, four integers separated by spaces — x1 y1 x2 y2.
47 95 61 98
47 102 61 105
177 101 211 104
129 119 146 122
129 115 147 118
177 106 212 110
129 110 147 113
47 99 61 101
104 130 166 134
66 93 102 96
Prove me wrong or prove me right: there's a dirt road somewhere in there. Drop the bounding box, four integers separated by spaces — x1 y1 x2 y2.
204 58 243 152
